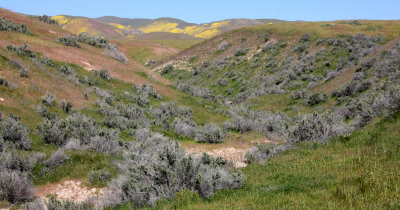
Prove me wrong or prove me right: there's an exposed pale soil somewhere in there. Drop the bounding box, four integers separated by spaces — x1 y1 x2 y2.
35 180 104 202
181 133 282 168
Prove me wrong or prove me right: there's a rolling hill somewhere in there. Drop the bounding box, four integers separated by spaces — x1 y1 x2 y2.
52 14 282 39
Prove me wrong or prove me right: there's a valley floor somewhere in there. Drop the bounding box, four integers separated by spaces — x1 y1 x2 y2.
151 113 400 209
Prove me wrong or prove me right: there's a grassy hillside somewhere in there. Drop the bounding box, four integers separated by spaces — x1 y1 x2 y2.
153 112 400 209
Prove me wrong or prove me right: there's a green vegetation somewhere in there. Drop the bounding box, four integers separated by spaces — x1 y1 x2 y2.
153 113 400 209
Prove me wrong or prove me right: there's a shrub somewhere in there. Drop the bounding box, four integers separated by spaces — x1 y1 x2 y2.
305 93 327 106
195 123 225 143
103 134 244 208
94 69 112 81
0 77 9 86
41 93 55 106
7 44 36 58
145 60 158 66
288 112 348 143
245 144 288 164
0 170 34 203
38 15 58 24
44 149 69 169
23 199 46 210
217 41 230 52
63 139 81 151
89 169 111 185
89 136 119 154
0 113 31 149
224 105 289 137
0 17 30 34
37 112 119 153
217 78 228 86
299 33 311 43
292 43 309 53
57 35 81 48
137 84 163 100
151 102 193 130
19 66 29 78
262 41 281 55
291 90 311 100
77 32 108 48
173 117 197 138
0 150 45 173
45 195 95 210
175 81 214 100
105 44 127 64
332 79 372 98
59 99 74 113
161 65 173 75
234 47 249 56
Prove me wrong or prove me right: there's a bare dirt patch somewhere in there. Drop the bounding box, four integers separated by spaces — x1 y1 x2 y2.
181 133 281 168
81 61 97 71
35 180 104 202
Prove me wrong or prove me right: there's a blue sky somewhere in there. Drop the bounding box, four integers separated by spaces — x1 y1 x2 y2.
1 0 399 23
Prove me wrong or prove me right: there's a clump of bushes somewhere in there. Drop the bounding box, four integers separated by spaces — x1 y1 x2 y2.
77 32 108 48
57 35 81 48
288 112 348 143
101 133 244 208
224 105 289 137
245 144 288 164
175 81 214 101
41 93 55 106
89 169 111 185
161 64 173 75
0 17 30 34
43 149 69 170
217 41 230 52
38 15 58 24
44 195 96 210
332 79 372 98
37 112 119 153
305 93 327 106
6 44 36 58
59 99 74 113
0 170 34 203
234 47 249 56
94 69 112 81
173 117 197 138
151 102 193 130
19 66 29 78
0 113 31 150
105 44 128 64
195 123 225 143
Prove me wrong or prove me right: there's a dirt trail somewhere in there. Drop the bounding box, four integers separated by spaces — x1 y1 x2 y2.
181 133 282 168
35 180 104 202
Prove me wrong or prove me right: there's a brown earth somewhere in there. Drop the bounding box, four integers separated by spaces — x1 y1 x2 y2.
181 133 282 168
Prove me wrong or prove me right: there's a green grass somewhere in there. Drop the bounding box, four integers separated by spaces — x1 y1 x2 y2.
150 112 400 209
129 47 154 65
33 150 119 186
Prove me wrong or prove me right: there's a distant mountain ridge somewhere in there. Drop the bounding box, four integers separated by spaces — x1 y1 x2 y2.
52 15 282 39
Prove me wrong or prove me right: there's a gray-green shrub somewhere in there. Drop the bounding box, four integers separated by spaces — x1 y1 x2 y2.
0 17 30 34
101 133 244 208
195 123 225 143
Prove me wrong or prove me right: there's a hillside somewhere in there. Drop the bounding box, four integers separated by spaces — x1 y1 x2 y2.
0 6 400 210
51 14 282 39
